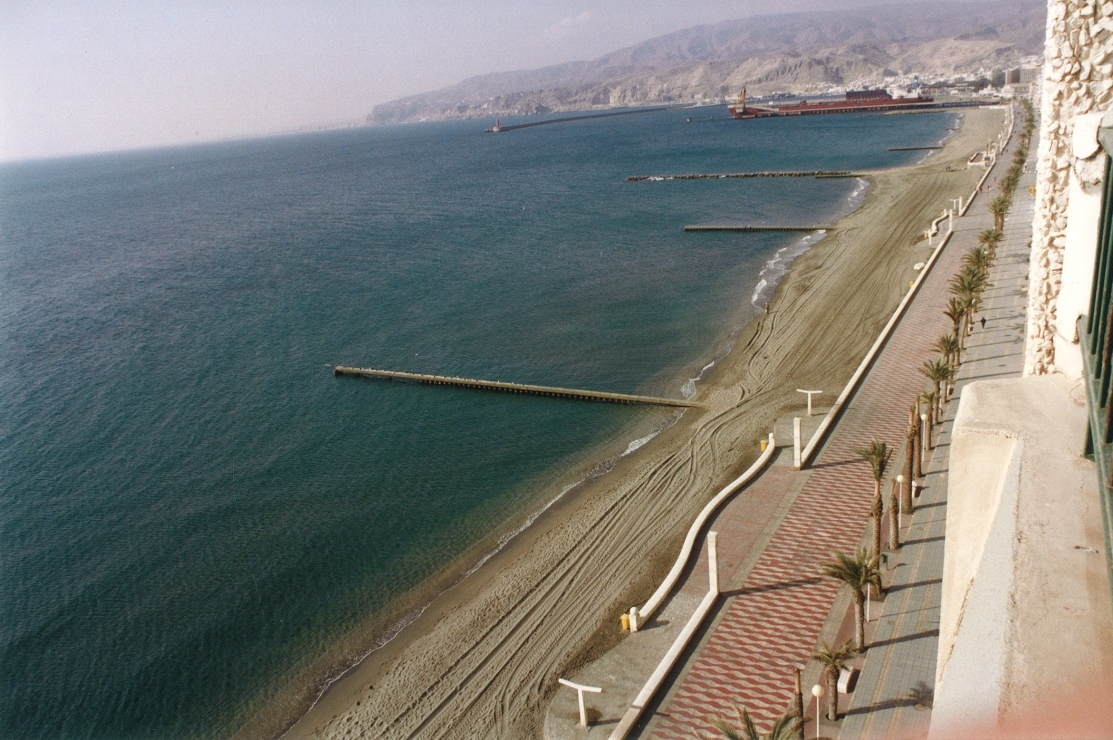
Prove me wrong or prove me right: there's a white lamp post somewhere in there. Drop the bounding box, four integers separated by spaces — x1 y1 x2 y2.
896 474 905 522
811 683 825 738
921 413 930 455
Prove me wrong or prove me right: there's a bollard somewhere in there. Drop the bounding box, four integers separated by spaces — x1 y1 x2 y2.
628 606 639 633
708 531 719 594
760 438 768 452
793 417 802 469
620 613 630 631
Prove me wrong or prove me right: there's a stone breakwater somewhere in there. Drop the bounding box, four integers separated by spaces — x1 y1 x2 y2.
626 171 855 182
1026 0 1113 375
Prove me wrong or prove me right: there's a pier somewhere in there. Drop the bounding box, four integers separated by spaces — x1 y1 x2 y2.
333 366 707 408
485 105 688 133
889 145 944 151
683 225 827 232
627 170 855 182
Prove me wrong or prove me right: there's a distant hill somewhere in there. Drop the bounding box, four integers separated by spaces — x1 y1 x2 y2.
370 0 1045 124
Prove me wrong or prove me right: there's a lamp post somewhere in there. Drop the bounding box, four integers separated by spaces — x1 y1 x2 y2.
897 474 905 522
921 413 931 456
811 684 825 738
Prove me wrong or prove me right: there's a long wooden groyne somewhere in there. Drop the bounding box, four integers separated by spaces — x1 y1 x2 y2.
333 366 707 408
683 225 827 232
627 170 857 182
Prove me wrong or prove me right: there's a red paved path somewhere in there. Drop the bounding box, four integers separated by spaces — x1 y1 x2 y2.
641 212 971 738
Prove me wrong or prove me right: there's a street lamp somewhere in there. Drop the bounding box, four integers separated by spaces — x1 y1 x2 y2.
811 683 825 738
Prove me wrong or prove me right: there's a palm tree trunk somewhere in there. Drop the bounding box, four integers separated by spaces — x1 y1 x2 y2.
794 667 805 740
913 424 922 479
872 482 882 557
903 439 914 512
889 483 900 549
932 381 941 424
854 590 865 650
826 670 839 721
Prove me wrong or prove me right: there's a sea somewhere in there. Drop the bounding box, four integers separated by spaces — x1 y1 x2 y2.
0 107 957 739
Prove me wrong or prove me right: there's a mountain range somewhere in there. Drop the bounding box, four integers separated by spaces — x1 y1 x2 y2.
370 0 1046 125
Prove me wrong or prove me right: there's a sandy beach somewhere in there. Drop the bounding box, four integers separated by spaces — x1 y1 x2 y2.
273 106 1005 740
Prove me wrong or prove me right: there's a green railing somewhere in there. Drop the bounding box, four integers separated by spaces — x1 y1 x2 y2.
1080 134 1113 592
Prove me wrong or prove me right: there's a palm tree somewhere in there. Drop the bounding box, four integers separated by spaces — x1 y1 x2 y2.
889 477 901 549
957 293 978 342
951 267 987 308
988 194 1011 231
963 246 992 274
712 705 799 740
821 548 880 650
939 359 956 405
1001 171 1019 198
937 333 961 370
919 359 949 423
812 641 859 721
855 439 892 557
943 298 966 348
977 228 1004 256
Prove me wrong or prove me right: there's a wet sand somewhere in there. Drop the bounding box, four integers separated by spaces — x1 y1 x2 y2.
275 106 1005 740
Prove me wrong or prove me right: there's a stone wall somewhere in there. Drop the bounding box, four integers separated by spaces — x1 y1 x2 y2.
1025 0 1113 375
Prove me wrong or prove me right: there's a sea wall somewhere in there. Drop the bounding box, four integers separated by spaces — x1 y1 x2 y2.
1025 0 1113 375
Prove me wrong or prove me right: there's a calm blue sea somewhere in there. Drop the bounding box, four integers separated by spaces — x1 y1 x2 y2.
0 108 956 738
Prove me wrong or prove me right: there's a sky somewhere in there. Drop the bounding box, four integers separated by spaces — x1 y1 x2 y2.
2 0 928 161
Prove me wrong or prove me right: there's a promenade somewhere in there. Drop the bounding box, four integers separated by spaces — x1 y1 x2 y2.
834 131 1035 740
546 111 1026 740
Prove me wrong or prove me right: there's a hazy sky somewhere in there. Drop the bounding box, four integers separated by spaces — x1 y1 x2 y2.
3 1 919 161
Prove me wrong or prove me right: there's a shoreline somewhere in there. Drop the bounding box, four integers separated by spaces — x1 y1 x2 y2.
267 106 1005 740
259 194 856 740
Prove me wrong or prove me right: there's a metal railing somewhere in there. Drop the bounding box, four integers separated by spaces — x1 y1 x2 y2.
1080 133 1113 592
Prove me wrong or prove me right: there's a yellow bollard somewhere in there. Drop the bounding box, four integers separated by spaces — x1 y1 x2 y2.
620 613 630 631
909 280 915 289
760 439 768 452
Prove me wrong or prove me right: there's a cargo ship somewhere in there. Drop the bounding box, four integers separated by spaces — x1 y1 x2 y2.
728 87 935 119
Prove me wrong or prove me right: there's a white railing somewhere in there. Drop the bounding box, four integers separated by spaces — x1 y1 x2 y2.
636 432 775 622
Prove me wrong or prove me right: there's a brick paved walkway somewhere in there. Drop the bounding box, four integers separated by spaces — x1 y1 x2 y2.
634 145 1024 738
835 135 1036 740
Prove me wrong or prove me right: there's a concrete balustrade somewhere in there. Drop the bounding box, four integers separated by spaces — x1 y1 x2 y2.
608 531 722 740
635 432 775 623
